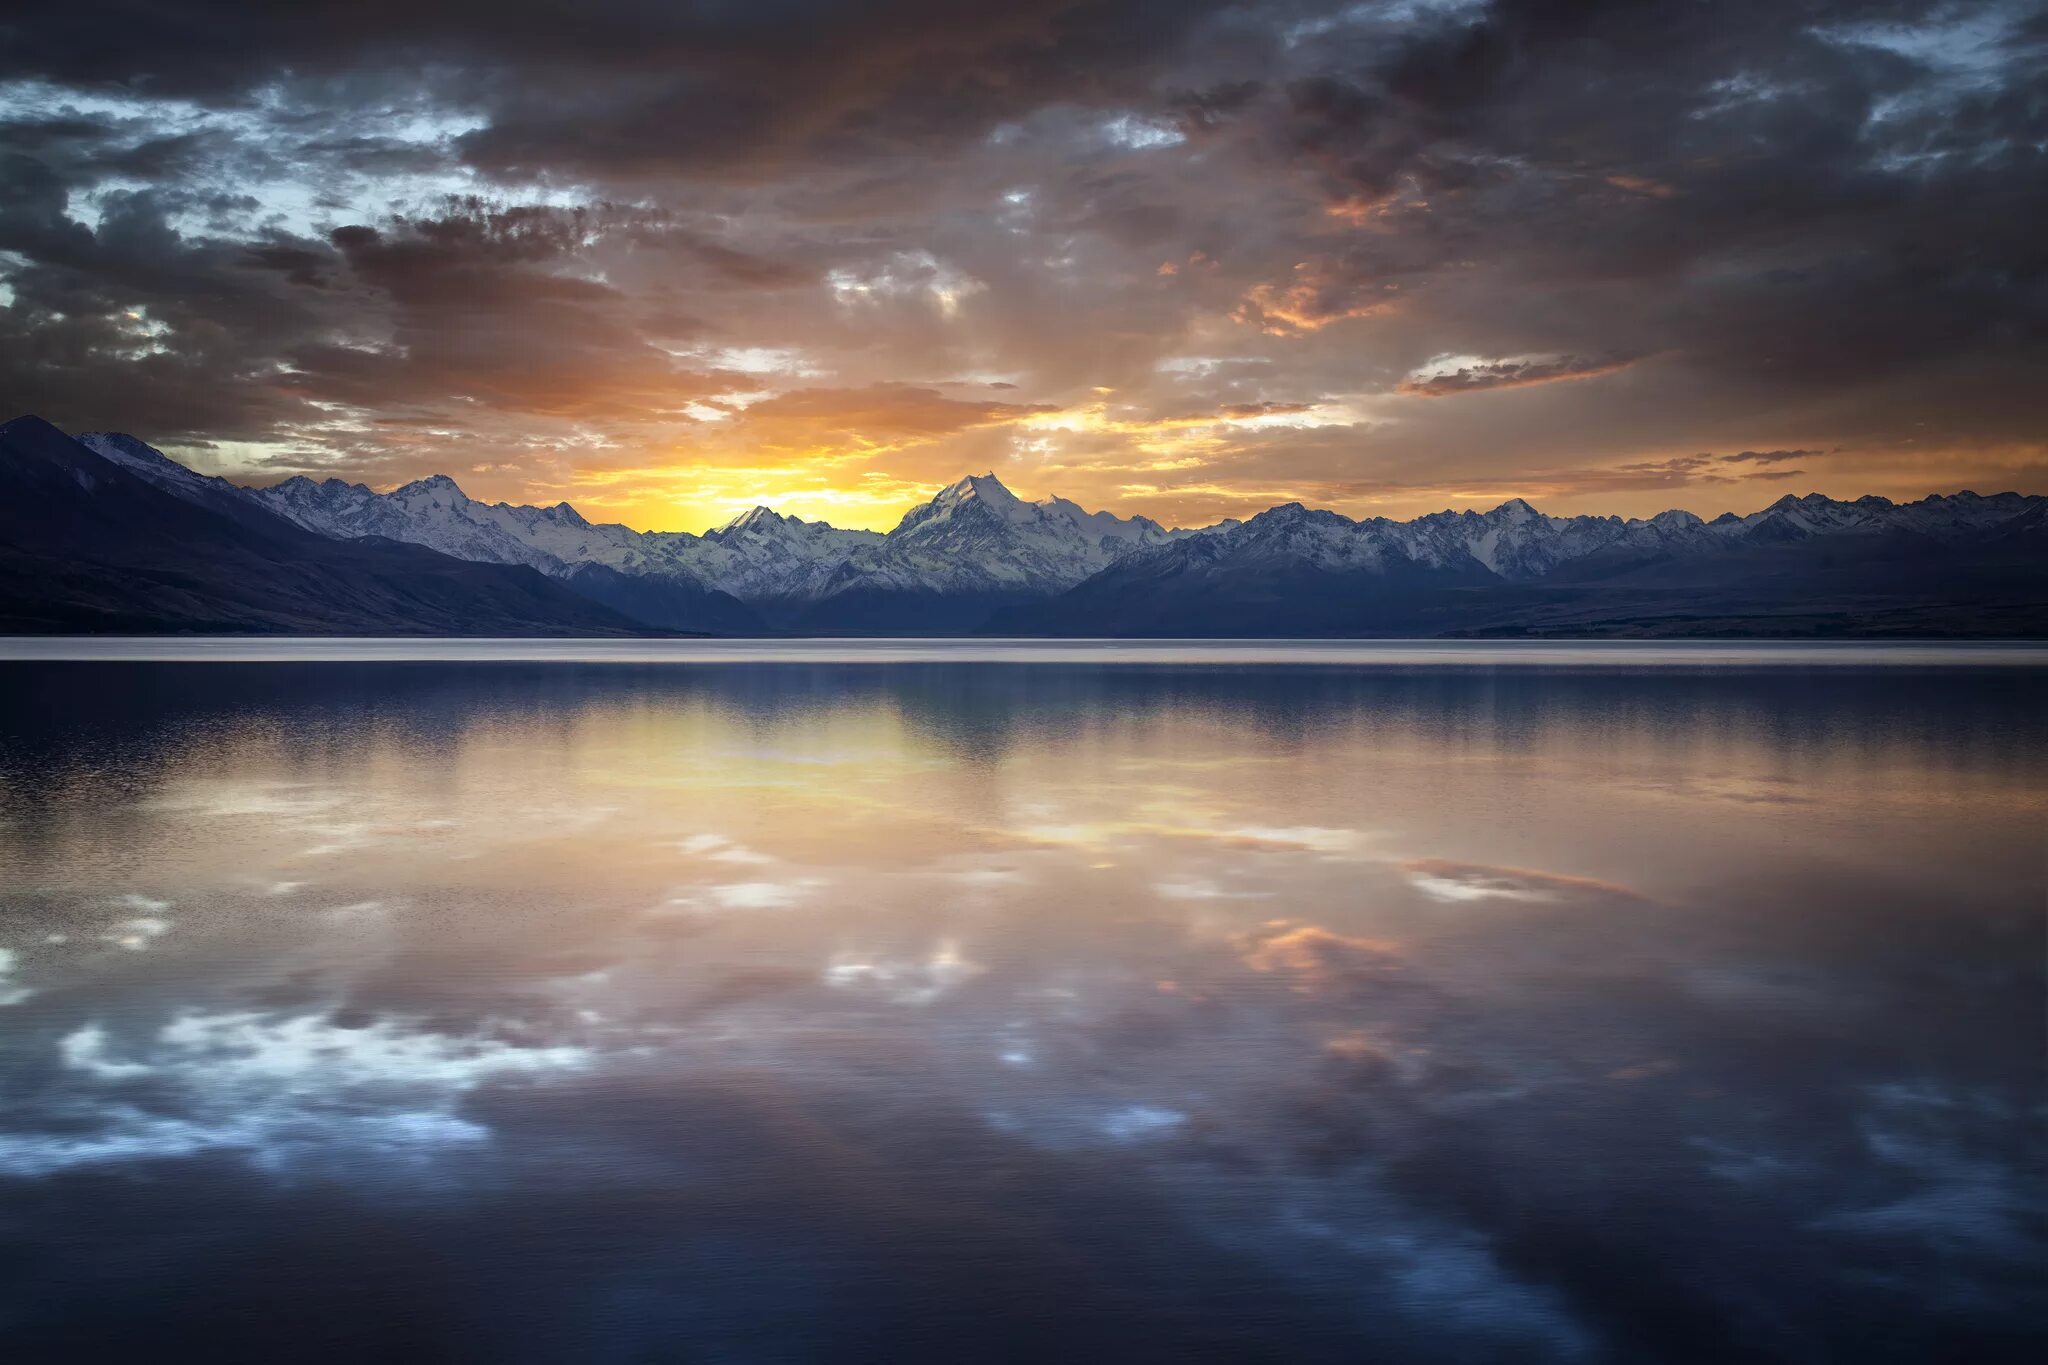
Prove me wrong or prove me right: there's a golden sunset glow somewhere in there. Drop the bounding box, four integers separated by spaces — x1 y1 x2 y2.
2 0 2038 537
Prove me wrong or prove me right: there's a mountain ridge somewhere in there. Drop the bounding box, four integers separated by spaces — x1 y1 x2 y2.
10 417 2047 637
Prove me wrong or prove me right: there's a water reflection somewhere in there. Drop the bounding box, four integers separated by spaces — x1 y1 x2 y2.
0 659 2042 1362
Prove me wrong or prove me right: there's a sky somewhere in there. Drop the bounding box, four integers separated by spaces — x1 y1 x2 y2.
1 0 2044 533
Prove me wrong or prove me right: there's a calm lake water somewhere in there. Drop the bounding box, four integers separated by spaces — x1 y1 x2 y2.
0 643 2042 1362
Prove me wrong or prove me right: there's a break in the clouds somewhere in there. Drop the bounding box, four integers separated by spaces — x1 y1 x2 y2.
2 0 2044 530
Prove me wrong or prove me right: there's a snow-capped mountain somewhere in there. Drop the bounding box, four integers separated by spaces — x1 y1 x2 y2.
1096 496 1723 595
257 473 665 577
815 473 1189 596
679 507 884 605
746 473 1204 630
992 487 2048 636
6 419 647 636
245 463 1204 628
19 422 2047 637
891 474 1184 575
1707 490 2041 543
253 471 776 631
1404 499 1685 578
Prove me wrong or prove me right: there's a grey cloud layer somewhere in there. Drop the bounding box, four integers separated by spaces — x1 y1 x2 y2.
1 0 2043 517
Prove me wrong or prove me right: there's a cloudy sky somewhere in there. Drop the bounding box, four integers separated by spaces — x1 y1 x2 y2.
2 1 2043 532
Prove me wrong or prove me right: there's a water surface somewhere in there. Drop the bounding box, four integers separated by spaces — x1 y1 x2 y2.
0 647 2042 1361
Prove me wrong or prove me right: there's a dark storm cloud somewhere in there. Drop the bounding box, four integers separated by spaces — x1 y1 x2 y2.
454 0 1263 184
1247 0 2048 399
0 183 756 457
2 0 1256 177
0 156 329 443
1 0 2043 521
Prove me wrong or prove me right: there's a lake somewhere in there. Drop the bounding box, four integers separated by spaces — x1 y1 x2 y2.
0 642 2042 1362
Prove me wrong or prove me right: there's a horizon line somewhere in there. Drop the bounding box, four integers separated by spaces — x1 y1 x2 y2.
9 413 2043 540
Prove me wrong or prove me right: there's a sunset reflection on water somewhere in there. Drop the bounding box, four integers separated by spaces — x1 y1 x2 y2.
0 656 2042 1362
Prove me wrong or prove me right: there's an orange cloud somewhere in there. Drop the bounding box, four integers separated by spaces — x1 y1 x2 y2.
1606 174 1677 198
1233 261 1401 336
1238 920 1403 996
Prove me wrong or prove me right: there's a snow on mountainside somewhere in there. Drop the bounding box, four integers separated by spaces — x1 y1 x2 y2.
257 473 668 578
251 464 1196 611
1710 490 2040 542
1173 489 2046 591
81 432 225 496
1408 499 1663 578
813 473 1189 600
680 507 884 603
1167 497 1721 586
79 432 283 530
255 470 885 602
995 487 2048 637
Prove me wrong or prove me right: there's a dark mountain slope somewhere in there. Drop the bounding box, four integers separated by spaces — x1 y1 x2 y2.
0 416 650 635
1455 526 2048 638
559 562 766 634
791 585 1046 635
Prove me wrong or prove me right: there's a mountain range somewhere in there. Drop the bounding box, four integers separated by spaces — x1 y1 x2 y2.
3 414 2043 637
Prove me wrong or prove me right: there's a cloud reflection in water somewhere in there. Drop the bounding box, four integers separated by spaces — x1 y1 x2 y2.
0 660 2041 1361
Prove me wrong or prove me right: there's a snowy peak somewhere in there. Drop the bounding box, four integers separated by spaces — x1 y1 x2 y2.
1247 502 1303 525
941 472 1025 513
1489 497 1543 525
676 505 883 603
899 472 1034 534
392 473 470 505
855 471 1193 599
1243 502 1340 532
1648 508 1705 530
718 506 789 535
